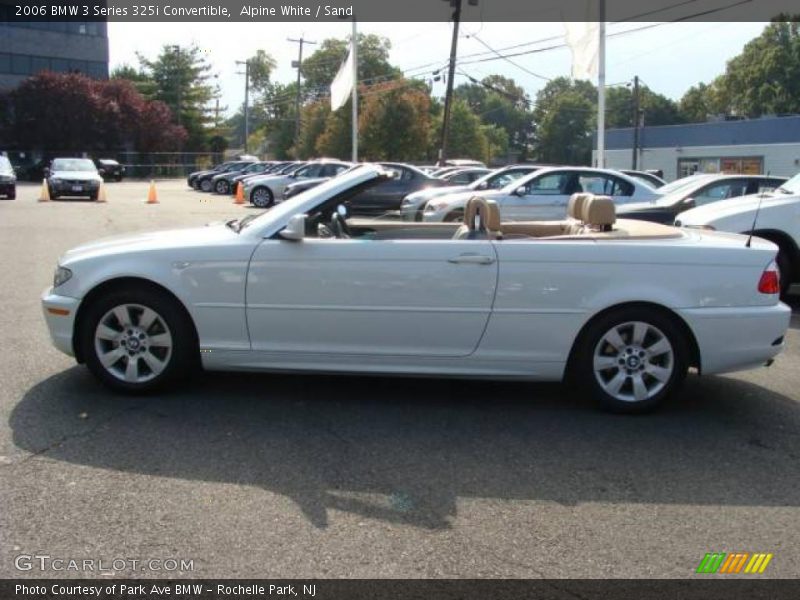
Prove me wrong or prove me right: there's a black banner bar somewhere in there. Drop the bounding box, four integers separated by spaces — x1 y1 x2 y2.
0 0 798 22
3 579 800 600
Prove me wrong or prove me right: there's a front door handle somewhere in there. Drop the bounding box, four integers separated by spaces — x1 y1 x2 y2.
448 253 495 265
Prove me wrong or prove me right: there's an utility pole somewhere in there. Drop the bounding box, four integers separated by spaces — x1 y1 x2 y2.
236 59 251 153
171 45 182 128
631 75 640 170
438 0 462 166
288 36 316 147
351 16 358 162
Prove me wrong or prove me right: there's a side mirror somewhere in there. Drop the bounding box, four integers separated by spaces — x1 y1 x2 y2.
514 185 527 196
279 214 306 241
476 182 488 190
682 197 695 207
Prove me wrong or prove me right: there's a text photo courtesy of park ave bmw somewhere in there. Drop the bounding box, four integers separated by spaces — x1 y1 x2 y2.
1 0 800 598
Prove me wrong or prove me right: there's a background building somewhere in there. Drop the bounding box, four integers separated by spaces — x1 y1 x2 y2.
595 115 800 181
0 21 109 91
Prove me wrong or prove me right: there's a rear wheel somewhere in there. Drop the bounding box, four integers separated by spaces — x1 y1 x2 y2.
251 186 274 208
572 307 689 413
80 287 197 393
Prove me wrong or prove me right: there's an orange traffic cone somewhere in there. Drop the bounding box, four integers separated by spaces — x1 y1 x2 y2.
38 178 50 202
146 180 158 204
96 181 108 203
233 182 245 205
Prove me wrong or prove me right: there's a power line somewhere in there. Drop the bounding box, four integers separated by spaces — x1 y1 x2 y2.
465 34 551 81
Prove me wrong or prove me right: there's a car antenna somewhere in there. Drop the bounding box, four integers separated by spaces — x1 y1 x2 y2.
745 171 770 248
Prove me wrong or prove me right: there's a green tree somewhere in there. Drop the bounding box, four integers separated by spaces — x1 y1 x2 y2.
455 74 533 158
315 103 352 159
436 99 489 162
295 100 331 159
359 81 431 161
533 83 594 165
716 19 800 117
301 34 401 94
606 84 683 128
136 44 218 150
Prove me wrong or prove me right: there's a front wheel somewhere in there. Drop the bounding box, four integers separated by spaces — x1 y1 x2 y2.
200 179 213 192
251 186 274 208
572 307 689 413
80 287 197 393
215 180 230 194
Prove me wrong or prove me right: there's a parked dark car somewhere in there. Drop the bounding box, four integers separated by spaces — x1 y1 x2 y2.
95 159 125 182
211 161 275 195
617 174 787 224
346 163 449 217
187 162 233 189
0 155 16 199
195 161 254 192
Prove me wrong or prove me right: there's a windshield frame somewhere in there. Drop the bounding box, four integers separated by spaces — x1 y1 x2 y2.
777 172 800 195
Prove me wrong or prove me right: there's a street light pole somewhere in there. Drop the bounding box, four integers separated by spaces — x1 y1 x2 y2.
631 75 640 170
236 59 251 153
288 36 316 148
438 0 462 166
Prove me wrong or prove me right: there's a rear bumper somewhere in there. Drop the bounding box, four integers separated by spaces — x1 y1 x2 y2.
41 288 80 357
678 303 791 375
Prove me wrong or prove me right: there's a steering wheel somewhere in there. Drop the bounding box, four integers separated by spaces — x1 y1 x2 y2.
330 212 351 239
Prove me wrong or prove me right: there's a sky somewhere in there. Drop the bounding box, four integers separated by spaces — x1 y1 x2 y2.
108 21 767 118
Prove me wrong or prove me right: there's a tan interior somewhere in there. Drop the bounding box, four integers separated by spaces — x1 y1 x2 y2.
455 194 684 241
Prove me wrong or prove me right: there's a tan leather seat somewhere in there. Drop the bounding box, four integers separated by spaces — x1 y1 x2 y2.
581 195 616 232
453 196 484 239
564 192 591 234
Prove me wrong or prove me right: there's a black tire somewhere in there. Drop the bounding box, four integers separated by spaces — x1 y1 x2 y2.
115 175 122 182
80 286 198 394
251 186 274 208
571 306 689 414
7 189 15 200
444 210 464 223
200 178 213 192
89 192 98 201
776 246 793 299
215 179 230 194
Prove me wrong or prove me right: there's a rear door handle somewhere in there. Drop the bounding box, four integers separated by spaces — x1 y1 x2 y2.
448 253 495 265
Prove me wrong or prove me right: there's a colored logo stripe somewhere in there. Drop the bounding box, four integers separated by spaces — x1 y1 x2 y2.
696 552 773 574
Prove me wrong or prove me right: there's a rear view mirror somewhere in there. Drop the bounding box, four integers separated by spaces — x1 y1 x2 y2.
279 214 306 241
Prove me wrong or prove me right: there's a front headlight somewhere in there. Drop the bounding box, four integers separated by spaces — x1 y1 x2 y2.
50 178 63 185
54 266 73 288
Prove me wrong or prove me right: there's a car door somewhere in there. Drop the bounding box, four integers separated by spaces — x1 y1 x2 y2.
350 166 416 216
689 179 750 209
246 235 498 357
500 171 575 221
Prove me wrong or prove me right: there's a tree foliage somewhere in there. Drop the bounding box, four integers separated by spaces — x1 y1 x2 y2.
135 44 218 150
359 81 431 161
5 72 185 152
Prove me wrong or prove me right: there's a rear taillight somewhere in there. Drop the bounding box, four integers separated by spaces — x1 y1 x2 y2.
758 260 781 295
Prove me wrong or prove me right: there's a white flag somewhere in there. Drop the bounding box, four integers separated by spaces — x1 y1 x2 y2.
330 49 354 111
564 22 599 80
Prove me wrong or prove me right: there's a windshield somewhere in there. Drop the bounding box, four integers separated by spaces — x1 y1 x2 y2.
656 175 710 195
52 158 96 172
239 165 380 232
778 172 800 195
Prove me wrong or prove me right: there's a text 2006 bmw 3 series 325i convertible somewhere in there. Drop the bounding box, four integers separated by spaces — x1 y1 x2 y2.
42 165 791 413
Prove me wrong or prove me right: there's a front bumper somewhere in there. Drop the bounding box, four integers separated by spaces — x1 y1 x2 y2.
41 287 81 357
50 180 100 194
0 181 14 195
678 303 791 375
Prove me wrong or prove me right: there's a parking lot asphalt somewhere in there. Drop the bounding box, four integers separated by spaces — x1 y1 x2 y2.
0 180 799 579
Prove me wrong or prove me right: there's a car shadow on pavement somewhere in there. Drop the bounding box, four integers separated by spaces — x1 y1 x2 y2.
10 367 800 530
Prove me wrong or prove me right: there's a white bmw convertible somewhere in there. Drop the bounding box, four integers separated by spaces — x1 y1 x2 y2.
42 165 790 413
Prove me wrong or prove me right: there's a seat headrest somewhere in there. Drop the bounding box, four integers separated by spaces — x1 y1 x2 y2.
480 199 502 232
463 196 483 227
568 193 591 220
583 195 616 229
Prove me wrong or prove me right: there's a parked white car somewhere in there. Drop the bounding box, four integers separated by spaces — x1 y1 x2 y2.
676 171 800 297
400 165 542 221
243 160 351 208
42 165 789 413
422 167 659 222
